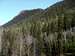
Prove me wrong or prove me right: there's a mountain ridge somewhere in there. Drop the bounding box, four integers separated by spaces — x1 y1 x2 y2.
2 0 75 28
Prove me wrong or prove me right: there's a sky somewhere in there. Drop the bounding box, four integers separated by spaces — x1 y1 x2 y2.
0 0 62 25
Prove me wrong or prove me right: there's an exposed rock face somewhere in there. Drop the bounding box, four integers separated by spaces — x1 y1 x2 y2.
64 0 75 8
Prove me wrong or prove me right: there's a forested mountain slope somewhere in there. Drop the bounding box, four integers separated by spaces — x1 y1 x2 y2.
2 9 44 27
1 0 75 56
2 0 75 28
2 1 64 28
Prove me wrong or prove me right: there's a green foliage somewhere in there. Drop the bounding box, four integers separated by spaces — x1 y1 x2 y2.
1 1 75 56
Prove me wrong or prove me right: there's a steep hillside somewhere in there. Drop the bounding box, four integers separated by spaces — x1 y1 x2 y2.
2 0 75 28
1 0 75 56
3 9 44 27
2 1 64 28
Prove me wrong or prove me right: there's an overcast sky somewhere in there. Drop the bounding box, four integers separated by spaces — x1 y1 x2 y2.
0 0 62 25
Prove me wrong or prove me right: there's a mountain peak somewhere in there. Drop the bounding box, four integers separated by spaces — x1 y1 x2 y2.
19 9 43 16
2 9 44 27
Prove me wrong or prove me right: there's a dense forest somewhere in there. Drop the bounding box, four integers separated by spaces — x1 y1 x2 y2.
0 0 75 56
